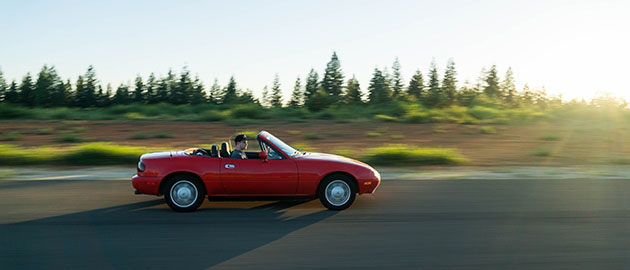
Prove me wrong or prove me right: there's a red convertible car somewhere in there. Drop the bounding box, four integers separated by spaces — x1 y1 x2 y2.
132 131 380 212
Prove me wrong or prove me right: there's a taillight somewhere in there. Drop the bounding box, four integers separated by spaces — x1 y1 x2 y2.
138 161 145 172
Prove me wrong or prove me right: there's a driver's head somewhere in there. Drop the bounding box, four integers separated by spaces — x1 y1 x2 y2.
234 134 248 150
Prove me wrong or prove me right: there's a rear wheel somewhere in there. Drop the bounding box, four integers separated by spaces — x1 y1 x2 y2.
318 175 356 210
164 176 205 212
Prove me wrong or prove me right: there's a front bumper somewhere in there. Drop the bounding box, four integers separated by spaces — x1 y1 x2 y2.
131 175 161 195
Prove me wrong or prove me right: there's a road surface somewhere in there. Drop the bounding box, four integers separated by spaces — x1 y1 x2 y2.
2 177 630 269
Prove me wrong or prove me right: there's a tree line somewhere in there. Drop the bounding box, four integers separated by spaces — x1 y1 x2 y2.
0 52 551 111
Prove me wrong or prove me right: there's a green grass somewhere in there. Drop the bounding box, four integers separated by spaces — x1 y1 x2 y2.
480 126 496 134
287 130 302 135
374 114 398 122
130 132 149 140
361 144 469 166
366 132 382 137
432 129 447 133
1 132 23 141
0 143 160 165
540 135 560 141
390 134 405 139
154 132 174 139
290 142 318 152
55 133 83 143
304 132 320 140
533 148 553 157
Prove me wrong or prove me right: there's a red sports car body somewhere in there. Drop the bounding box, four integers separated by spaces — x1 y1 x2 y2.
132 131 380 211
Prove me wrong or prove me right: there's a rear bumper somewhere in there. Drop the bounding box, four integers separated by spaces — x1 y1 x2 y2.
132 175 161 195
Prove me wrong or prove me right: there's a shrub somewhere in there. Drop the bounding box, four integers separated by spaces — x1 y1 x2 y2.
123 112 152 120
480 126 496 134
469 106 499 120
230 104 269 119
154 132 174 139
433 129 447 133
0 104 34 119
1 132 23 141
60 143 147 165
404 111 431 123
361 144 469 166
130 132 149 140
366 132 382 137
533 148 552 157
304 132 320 140
391 134 405 139
196 110 225 122
540 135 560 141
35 128 54 135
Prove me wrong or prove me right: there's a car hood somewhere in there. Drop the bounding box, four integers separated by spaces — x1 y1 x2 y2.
295 152 369 167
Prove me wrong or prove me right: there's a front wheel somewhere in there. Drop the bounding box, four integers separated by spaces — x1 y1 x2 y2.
318 175 356 210
164 177 205 212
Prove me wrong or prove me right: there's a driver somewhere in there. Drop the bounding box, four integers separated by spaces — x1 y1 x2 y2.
231 134 248 159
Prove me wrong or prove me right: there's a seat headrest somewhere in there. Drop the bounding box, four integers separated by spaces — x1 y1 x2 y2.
210 144 219 158
220 141 231 157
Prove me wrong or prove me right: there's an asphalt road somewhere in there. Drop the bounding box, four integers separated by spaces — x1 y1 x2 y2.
2 178 630 269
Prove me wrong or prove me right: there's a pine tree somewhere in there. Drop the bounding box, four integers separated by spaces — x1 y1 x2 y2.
51 77 70 107
442 59 458 106
222 76 238 104
73 76 85 107
321 52 344 101
368 68 391 104
34 65 56 107
456 81 479 107
113 84 130 105
19 73 35 107
483 65 500 97
407 70 424 101
501 67 516 105
0 68 7 102
424 61 443 107
103 84 114 106
171 68 192 105
270 74 283 108
344 75 362 104
83 66 98 107
288 77 304 107
155 75 170 104
133 75 144 104
260 85 270 107
304 69 319 107
146 73 157 104
5 81 19 103
391 58 404 98
208 79 222 104
189 75 206 104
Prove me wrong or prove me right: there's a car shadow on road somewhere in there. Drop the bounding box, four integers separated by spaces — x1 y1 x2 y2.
0 198 337 270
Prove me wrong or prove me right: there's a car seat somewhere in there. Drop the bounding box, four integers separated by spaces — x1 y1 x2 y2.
210 144 219 158
220 141 231 158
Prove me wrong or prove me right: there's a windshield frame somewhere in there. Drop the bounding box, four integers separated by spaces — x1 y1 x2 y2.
258 131 300 158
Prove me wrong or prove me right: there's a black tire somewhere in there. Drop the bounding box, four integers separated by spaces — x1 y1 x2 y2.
318 174 357 210
164 176 205 212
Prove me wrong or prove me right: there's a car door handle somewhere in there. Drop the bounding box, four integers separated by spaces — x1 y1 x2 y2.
225 164 235 169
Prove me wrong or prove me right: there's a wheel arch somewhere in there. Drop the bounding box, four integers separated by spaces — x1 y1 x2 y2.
159 171 206 196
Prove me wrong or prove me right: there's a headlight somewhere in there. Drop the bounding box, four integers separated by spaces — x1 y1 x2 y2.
137 161 145 172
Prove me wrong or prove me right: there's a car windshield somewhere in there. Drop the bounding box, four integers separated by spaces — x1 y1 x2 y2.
262 132 300 157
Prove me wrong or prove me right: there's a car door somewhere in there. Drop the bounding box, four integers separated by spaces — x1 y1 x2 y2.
220 156 298 195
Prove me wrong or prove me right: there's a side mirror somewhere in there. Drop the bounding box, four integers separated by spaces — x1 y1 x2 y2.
259 151 268 162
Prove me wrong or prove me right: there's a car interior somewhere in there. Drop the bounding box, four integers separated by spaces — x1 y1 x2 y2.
186 134 283 160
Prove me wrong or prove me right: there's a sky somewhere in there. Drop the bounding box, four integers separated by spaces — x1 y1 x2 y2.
1 0 629 101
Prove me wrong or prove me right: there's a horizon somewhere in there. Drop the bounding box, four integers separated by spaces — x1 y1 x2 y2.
1 0 628 101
